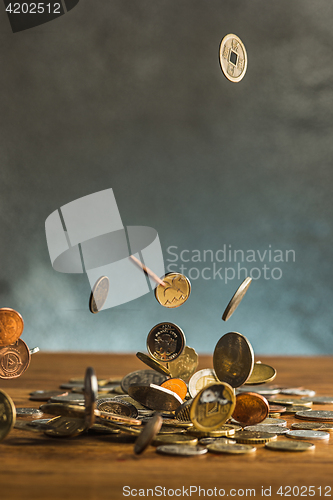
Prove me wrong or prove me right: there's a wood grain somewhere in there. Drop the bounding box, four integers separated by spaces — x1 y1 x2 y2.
0 354 332 500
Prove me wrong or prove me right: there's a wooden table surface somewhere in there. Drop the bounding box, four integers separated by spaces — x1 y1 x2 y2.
1 354 333 500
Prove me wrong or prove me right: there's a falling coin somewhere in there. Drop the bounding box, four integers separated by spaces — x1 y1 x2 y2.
222 277 252 321
0 339 31 379
0 308 24 347
155 273 191 308
134 413 163 454
213 332 254 388
89 276 109 313
219 34 248 83
189 369 219 398
147 323 186 362
136 352 171 377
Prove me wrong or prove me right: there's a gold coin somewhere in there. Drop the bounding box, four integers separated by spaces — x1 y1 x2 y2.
162 418 193 428
155 273 191 308
128 384 183 411
175 400 192 422
222 277 252 321
167 346 199 382
187 424 236 438
265 440 315 452
233 430 277 444
0 339 31 379
190 382 236 432
213 332 254 388
89 276 109 313
207 442 256 454
189 369 218 398
0 308 24 347
219 34 248 84
147 323 186 362
136 352 171 376
134 414 163 454
244 362 276 385
152 434 198 446
44 416 86 438
0 389 16 442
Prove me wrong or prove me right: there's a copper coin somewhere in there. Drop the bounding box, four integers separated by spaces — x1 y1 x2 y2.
0 308 24 347
269 405 286 414
232 392 269 426
161 378 187 401
0 339 31 379
147 323 185 362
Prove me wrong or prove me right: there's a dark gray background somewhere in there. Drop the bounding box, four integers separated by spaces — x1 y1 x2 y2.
1 1 332 354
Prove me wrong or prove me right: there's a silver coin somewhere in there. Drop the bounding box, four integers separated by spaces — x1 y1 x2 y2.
84 366 98 428
50 394 85 404
156 445 208 456
31 419 51 425
287 430 330 441
295 410 333 422
29 390 68 402
207 442 256 454
189 369 218 398
300 396 333 405
199 437 236 445
236 386 281 396
244 425 289 435
281 388 316 397
284 405 312 415
29 347 40 355
259 418 287 427
16 408 44 416
219 34 247 83
291 422 333 432
60 382 85 390
121 370 167 394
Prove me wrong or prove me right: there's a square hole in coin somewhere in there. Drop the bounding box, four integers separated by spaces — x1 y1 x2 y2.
229 50 238 66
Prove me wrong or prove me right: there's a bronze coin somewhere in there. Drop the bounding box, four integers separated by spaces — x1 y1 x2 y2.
161 378 187 401
147 323 185 362
0 339 31 379
269 405 286 414
0 308 24 347
232 392 269 426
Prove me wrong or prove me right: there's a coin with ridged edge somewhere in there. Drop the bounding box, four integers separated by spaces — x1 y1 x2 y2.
187 424 237 438
175 400 192 422
222 278 252 320
265 440 315 452
213 332 254 388
233 431 277 444
155 273 191 308
207 442 256 454
156 444 207 456
136 352 171 377
89 276 109 313
0 308 24 347
147 323 185 363
0 389 16 442
190 382 235 432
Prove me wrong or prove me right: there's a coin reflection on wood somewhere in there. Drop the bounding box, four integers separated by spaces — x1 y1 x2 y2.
222 277 252 321
232 392 269 426
147 323 185 362
190 382 236 432
89 276 109 313
155 273 191 308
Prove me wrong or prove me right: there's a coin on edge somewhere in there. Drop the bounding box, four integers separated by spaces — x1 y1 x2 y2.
134 413 163 454
232 392 269 426
84 367 98 428
213 332 254 388
190 382 236 432
155 273 191 308
0 339 31 379
219 34 248 83
0 308 24 346
156 444 207 456
136 352 171 377
0 389 16 441
147 323 185 362
222 277 252 321
89 276 109 313
265 440 315 452
167 346 199 382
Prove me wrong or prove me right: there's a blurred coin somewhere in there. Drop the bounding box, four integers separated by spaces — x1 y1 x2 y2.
222 278 252 320
29 390 68 402
300 396 333 405
96 399 138 419
88 423 121 435
213 332 254 388
244 425 289 435
269 405 286 414
189 369 218 398
121 369 168 394
259 418 287 427
295 411 333 422
134 413 163 454
284 405 312 415
50 394 85 404
188 424 236 438
175 400 193 422
244 362 276 385
155 273 191 308
286 430 330 441
190 382 235 432
110 394 147 410
291 422 333 432
162 418 193 428
30 419 52 425
16 408 44 417
233 431 276 444
0 389 16 442
0 308 24 346
89 276 109 313
237 385 280 396
207 442 256 454
0 339 31 379
29 347 40 355
199 437 236 445
265 440 315 452
98 410 142 426
14 421 52 433
161 378 187 400
232 392 269 426
40 403 86 419
152 434 198 446
157 426 186 435
268 397 312 407
44 416 86 438
281 388 316 397
167 346 199 382
136 352 171 376
84 367 98 428
128 384 182 411
147 323 185 362
156 444 207 456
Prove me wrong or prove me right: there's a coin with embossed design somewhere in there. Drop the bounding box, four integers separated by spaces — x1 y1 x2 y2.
147 323 185 362
44 416 87 438
167 346 199 382
222 278 252 321
0 308 24 347
89 276 109 313
0 339 31 379
190 382 235 432
189 369 219 398
219 34 247 83
121 369 168 394
0 389 16 442
96 398 138 418
155 273 191 308
213 332 254 388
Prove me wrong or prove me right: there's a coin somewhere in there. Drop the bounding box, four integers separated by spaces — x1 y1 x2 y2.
84 367 98 428
167 346 199 382
155 273 191 308
219 34 247 83
188 424 236 438
0 308 24 347
50 394 85 404
222 278 252 320
300 396 333 405
162 418 193 428
213 332 254 388
295 411 333 422
14 420 52 433
152 434 198 446
291 422 333 432
134 413 163 454
268 397 312 407
207 442 256 454
161 378 187 400
281 388 316 397
190 382 235 432
156 444 207 456
128 384 183 411
286 430 330 441
0 389 16 442
29 390 68 402
157 426 186 435
189 369 219 398
29 347 40 355
147 323 185 362
244 362 276 385
283 405 312 415
232 392 269 426
89 276 109 313
269 405 286 414
136 352 171 376
16 408 44 417
175 400 192 422
0 339 31 379
265 441 315 452
121 370 168 394
96 399 138 418
237 385 281 396
259 418 287 427
44 416 87 438
244 425 289 435
233 431 276 444
88 423 121 435
199 437 236 445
